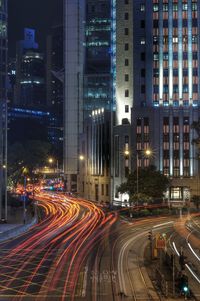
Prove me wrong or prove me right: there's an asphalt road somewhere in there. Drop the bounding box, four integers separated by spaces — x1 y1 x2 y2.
0 192 186 301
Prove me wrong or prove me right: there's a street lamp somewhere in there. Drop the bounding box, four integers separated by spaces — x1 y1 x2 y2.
22 167 28 224
48 157 59 171
79 155 85 161
136 148 153 199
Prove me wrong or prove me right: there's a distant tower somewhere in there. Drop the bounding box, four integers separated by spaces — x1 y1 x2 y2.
0 0 8 220
14 28 46 109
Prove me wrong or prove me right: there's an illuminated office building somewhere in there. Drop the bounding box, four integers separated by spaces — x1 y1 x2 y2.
0 0 7 220
64 0 112 193
114 0 200 204
14 29 46 109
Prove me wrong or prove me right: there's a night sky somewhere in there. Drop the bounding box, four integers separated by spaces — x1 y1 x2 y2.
8 0 63 57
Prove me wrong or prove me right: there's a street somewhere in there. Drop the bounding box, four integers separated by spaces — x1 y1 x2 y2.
0 193 200 300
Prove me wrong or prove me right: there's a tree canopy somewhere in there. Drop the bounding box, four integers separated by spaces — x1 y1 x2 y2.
118 165 170 202
8 140 52 185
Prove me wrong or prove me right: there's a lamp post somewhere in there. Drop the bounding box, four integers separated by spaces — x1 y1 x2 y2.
23 175 27 224
136 148 152 206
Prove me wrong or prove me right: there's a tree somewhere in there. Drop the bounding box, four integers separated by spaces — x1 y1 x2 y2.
191 195 200 209
118 165 170 203
7 140 52 186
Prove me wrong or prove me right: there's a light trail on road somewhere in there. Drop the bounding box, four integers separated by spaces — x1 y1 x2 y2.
0 192 117 301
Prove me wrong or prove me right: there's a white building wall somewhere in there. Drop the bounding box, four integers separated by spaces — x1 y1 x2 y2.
115 0 133 125
64 0 84 189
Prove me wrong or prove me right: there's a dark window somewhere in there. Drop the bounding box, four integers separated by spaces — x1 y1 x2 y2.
140 20 145 28
182 19 187 27
163 20 168 27
140 52 145 61
124 12 129 20
125 105 129 113
173 117 179 125
141 69 145 77
125 74 129 81
125 58 129 66
163 117 169 125
125 135 129 143
125 89 129 97
153 20 159 27
144 117 149 126
124 28 129 35
125 0 129 4
125 43 129 51
141 85 145 94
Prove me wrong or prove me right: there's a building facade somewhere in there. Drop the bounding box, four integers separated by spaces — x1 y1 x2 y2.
46 24 64 162
64 0 85 192
78 110 112 203
84 0 112 118
64 0 113 193
114 0 200 205
0 0 7 220
14 29 46 109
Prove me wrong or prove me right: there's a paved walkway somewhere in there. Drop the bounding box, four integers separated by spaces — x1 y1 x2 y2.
0 205 37 242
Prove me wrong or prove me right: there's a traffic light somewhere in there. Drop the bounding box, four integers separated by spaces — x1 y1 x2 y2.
179 253 187 270
180 274 189 296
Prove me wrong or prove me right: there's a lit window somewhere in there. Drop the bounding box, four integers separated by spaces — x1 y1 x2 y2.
140 4 145 11
192 2 197 10
163 4 168 11
140 38 145 45
173 36 178 43
153 4 159 12
173 4 178 11
153 53 159 61
183 4 188 10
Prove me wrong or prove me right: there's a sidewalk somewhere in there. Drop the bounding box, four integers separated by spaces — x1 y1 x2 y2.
0 205 37 242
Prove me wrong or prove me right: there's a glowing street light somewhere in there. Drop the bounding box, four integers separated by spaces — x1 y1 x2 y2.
48 158 54 164
144 149 152 157
79 155 85 161
124 150 130 157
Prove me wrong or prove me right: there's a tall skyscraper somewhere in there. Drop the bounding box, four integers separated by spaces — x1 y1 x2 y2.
64 0 85 192
64 0 112 192
114 0 200 204
84 0 112 118
14 29 46 109
46 24 64 162
0 0 7 220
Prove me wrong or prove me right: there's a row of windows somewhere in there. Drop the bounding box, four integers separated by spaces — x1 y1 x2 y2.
153 84 198 93
153 3 197 12
154 52 198 60
153 19 197 28
153 35 198 45
154 68 198 77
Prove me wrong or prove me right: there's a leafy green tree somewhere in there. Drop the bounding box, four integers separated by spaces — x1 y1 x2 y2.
191 195 200 209
118 165 170 203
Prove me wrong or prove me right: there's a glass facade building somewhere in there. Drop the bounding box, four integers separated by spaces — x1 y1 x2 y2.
0 0 7 220
84 0 113 118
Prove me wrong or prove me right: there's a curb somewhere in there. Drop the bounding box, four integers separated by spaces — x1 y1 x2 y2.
0 216 37 242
